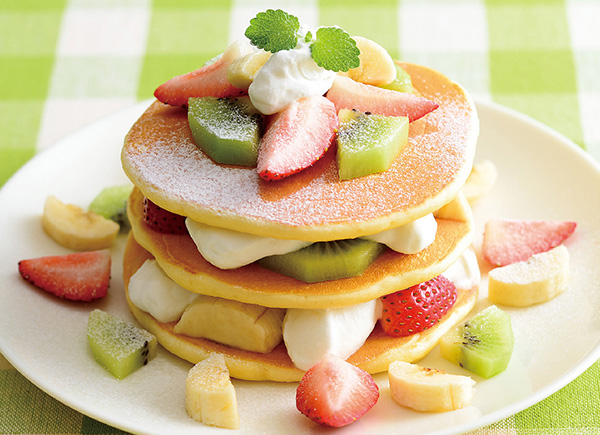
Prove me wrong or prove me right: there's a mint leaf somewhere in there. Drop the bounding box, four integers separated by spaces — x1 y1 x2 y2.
245 9 300 53
310 27 360 72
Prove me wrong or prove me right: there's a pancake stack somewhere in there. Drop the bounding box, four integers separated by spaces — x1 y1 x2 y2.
121 62 480 382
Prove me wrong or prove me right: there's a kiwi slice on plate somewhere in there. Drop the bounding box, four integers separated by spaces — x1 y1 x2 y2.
258 239 384 283
336 109 409 180
87 309 157 379
440 305 514 378
188 96 263 166
89 184 133 231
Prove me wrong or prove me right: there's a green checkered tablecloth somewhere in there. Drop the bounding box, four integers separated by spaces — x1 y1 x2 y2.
1 0 599 434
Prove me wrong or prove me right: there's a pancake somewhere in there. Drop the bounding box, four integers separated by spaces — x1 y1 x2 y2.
127 186 474 309
121 63 479 242
123 233 478 382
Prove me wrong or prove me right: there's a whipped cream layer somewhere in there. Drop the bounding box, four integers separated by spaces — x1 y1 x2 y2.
128 248 478 371
186 213 437 269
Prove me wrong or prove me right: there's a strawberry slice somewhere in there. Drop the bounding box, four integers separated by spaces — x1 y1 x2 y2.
296 354 379 427
18 250 111 302
380 275 457 337
326 75 439 122
142 197 188 235
257 95 338 181
482 219 577 267
154 40 250 107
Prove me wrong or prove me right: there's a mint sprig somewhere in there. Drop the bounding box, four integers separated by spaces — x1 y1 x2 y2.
245 9 360 73
310 27 360 72
244 9 300 53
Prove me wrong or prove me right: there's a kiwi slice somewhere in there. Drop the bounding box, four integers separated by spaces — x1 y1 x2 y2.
380 64 415 93
89 184 133 231
336 109 409 180
188 96 263 166
440 305 514 378
258 239 384 283
87 309 157 379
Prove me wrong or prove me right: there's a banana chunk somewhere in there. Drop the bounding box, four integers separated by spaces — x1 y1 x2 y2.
42 195 119 251
174 294 285 354
186 353 239 429
389 361 475 412
488 244 569 307
227 50 271 91
462 160 498 203
339 36 396 86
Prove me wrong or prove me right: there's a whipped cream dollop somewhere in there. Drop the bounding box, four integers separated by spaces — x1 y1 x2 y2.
128 259 199 323
282 299 381 371
248 39 336 115
186 213 437 269
185 218 311 269
441 247 480 291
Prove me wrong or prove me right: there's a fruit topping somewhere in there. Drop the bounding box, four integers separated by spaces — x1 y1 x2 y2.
440 305 514 378
188 96 264 166
154 39 252 107
326 75 439 122
257 95 338 180
488 244 569 307
42 195 119 251
336 108 409 180
142 197 188 235
88 184 133 231
186 353 240 429
380 275 457 337
174 294 285 354
388 361 475 412
482 219 576 267
461 160 498 203
338 36 396 86
380 63 415 93
87 309 157 379
296 354 379 427
18 249 111 302
226 50 271 91
258 238 384 283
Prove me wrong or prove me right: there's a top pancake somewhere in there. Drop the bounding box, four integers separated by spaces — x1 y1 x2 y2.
121 63 478 242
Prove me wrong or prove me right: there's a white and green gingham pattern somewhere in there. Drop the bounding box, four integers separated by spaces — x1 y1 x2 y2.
1 0 599 433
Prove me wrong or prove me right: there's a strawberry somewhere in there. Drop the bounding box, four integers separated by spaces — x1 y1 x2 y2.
142 197 188 235
380 275 457 337
18 250 111 302
296 354 379 427
257 95 338 181
482 219 577 267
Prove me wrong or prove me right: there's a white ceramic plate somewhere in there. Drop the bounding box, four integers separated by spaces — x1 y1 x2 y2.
0 100 599 435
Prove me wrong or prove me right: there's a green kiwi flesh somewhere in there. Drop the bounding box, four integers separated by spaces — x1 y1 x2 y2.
188 96 263 166
380 64 415 93
89 184 133 231
336 109 409 180
439 305 514 379
87 309 157 379
258 239 385 283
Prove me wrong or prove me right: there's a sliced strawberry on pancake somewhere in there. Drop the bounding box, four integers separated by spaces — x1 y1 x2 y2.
326 75 438 122
257 95 338 181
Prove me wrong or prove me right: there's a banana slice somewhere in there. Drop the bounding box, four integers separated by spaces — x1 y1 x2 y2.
227 50 271 91
174 294 285 354
186 353 239 429
339 36 396 86
488 244 569 307
389 361 475 412
42 195 119 251
462 160 498 203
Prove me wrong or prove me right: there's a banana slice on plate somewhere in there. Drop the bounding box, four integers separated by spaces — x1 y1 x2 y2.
388 361 475 412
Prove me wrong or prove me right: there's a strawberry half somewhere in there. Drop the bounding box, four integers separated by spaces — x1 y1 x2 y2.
482 219 577 267
142 197 188 235
380 275 457 337
296 354 379 427
18 250 111 302
257 95 338 181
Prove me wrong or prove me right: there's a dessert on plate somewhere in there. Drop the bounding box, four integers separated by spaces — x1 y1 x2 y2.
120 10 480 382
